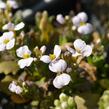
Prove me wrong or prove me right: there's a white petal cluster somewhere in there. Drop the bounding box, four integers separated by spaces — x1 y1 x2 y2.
72 12 93 34
53 73 71 89
2 22 25 31
67 39 92 57
0 31 15 51
8 81 23 94
40 45 67 73
16 45 34 69
56 14 65 24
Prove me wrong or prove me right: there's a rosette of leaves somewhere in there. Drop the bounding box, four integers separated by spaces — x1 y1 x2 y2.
53 93 76 109
98 90 109 109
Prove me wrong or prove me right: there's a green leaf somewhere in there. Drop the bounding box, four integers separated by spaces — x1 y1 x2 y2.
0 61 19 75
100 79 109 89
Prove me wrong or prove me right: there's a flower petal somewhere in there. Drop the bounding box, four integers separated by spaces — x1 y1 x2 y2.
0 1 6 9
16 45 31 58
40 45 46 54
14 22 25 31
15 86 23 94
40 55 51 63
67 47 76 54
72 16 80 27
77 12 88 22
0 43 5 51
49 59 67 73
56 14 65 24
6 38 15 50
74 39 86 52
82 45 92 57
78 23 93 35
2 22 15 30
8 81 17 92
54 45 61 58
53 73 71 89
18 57 33 69
2 31 14 40
60 73 71 86
53 75 63 89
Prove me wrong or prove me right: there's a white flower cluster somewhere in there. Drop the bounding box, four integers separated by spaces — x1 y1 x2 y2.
72 12 93 34
40 40 92 89
67 39 92 57
8 81 23 94
40 45 71 89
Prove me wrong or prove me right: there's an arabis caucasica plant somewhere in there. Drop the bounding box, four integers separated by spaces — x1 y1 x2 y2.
16 45 34 69
72 12 93 34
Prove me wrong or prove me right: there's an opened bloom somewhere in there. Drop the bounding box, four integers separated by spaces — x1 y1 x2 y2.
72 12 93 34
40 45 67 73
67 39 92 57
40 45 61 63
0 31 15 51
16 45 34 69
8 81 23 94
2 22 25 31
53 73 71 89
56 14 65 24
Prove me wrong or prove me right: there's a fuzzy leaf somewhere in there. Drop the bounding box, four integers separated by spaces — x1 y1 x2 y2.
0 61 19 75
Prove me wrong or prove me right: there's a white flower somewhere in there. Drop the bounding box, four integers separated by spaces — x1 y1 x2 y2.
2 22 25 31
0 31 15 51
40 45 61 63
8 81 22 94
56 14 65 24
53 73 71 89
73 39 92 57
72 12 93 34
40 45 67 73
0 0 6 9
49 59 67 73
16 45 34 69
7 0 18 9
77 23 93 35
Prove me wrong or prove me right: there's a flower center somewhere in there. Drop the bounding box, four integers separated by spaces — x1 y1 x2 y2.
49 54 56 60
23 53 30 59
80 22 85 26
3 39 10 44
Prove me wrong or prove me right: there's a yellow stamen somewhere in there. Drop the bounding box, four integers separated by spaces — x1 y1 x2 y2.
23 53 30 59
3 39 9 44
49 54 56 60
80 22 85 26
